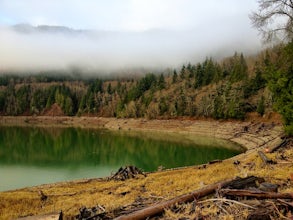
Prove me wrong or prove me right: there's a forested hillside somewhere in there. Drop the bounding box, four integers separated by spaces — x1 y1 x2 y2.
0 43 292 134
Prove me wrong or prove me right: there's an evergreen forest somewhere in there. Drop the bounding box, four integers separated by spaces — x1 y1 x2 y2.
0 43 292 135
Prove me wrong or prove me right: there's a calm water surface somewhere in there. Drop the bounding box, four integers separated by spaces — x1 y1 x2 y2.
0 126 243 191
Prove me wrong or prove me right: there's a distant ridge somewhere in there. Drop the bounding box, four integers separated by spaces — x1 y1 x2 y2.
12 23 83 34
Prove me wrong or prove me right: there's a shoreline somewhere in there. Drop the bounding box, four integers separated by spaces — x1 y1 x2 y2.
0 116 284 151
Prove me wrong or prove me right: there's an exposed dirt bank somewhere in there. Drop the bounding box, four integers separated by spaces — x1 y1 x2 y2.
0 116 291 219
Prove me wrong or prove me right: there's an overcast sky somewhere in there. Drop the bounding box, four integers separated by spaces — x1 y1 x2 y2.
0 0 262 74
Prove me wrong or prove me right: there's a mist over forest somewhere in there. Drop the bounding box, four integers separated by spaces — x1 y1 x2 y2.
0 23 261 76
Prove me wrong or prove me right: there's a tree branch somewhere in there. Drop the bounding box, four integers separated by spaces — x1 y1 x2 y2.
251 0 293 42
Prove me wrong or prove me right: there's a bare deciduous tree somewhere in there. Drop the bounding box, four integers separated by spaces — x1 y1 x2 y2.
250 0 293 42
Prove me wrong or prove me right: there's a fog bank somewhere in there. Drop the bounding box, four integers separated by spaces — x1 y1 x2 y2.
0 24 262 75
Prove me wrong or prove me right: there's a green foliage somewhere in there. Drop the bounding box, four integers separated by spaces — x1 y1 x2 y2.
202 58 216 85
256 96 265 116
15 85 31 114
87 92 96 113
30 89 47 114
107 83 112 94
0 91 5 111
126 73 157 102
193 58 223 89
212 84 246 120
0 76 10 86
194 63 203 89
158 74 166 90
264 42 293 136
158 97 168 115
243 65 266 98
180 65 186 79
175 88 187 116
138 73 157 93
172 70 178 83
226 98 245 120
88 79 103 93
223 52 248 82
64 97 74 115
285 125 293 136
78 95 87 114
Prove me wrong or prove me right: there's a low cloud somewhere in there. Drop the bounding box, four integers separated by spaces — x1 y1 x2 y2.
0 24 262 76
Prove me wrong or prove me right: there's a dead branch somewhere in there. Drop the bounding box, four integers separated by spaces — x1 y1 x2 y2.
277 199 293 208
258 151 275 164
267 139 289 153
220 189 293 200
109 166 146 181
197 198 257 209
114 178 233 220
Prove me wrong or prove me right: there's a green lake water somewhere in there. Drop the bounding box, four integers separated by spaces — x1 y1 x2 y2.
0 126 243 191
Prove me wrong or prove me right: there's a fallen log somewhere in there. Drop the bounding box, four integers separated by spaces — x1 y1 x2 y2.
223 176 264 189
258 151 275 164
267 139 289 153
208 159 222 165
114 178 233 220
220 189 293 200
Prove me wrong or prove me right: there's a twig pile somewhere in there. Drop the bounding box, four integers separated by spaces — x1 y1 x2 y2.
109 166 146 181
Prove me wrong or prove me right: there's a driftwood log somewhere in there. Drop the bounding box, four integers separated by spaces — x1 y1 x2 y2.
114 176 261 220
223 176 264 189
258 151 275 164
267 138 289 153
220 189 293 200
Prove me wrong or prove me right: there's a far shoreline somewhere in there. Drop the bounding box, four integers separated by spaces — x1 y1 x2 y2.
0 115 284 151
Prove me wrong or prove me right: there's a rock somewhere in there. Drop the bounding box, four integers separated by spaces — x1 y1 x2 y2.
76 205 106 220
233 160 240 165
259 182 278 192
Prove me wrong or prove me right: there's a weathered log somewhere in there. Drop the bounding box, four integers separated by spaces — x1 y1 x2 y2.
258 151 275 164
220 189 293 199
208 159 222 164
223 176 264 189
114 179 234 220
267 139 288 153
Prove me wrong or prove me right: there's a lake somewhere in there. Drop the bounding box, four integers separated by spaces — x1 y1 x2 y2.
0 126 243 191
